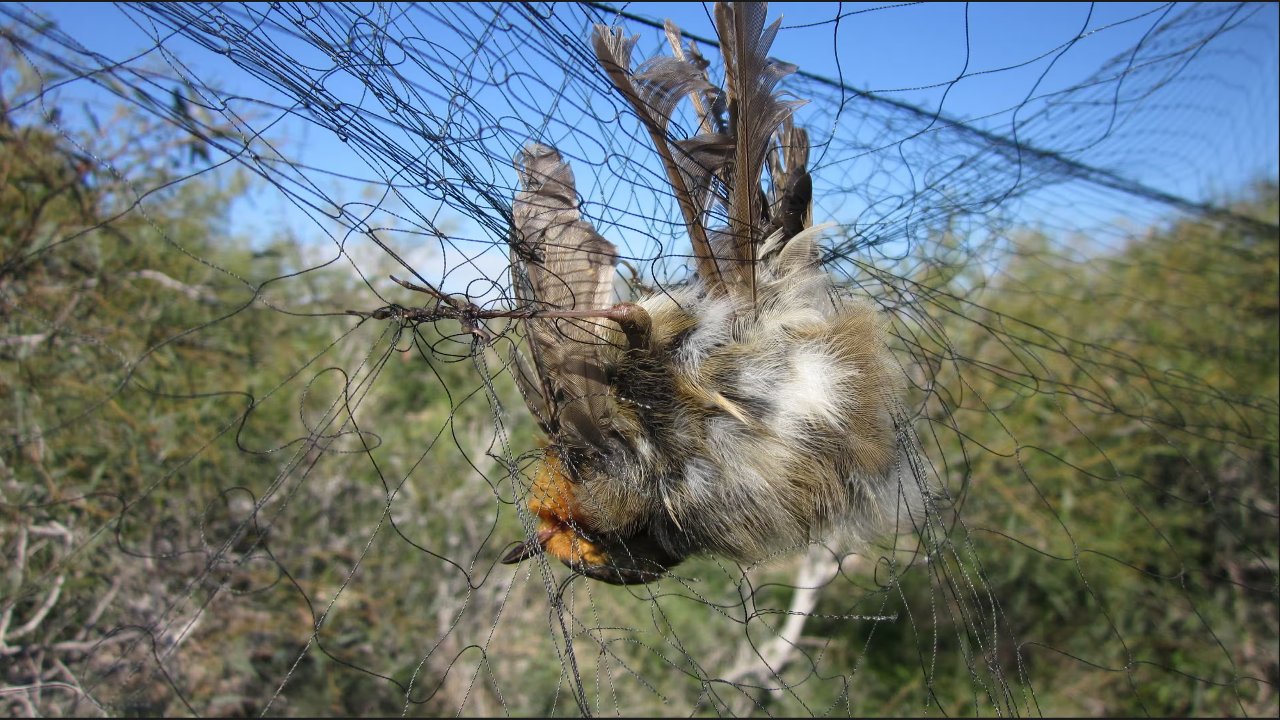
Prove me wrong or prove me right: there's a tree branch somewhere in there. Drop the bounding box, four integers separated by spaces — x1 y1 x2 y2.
722 547 847 714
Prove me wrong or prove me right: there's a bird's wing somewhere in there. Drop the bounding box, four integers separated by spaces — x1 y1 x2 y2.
510 144 620 451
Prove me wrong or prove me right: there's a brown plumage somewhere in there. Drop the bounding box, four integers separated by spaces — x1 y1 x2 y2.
502 1 916 585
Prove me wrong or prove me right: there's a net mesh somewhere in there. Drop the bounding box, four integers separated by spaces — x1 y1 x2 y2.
1 2 1276 716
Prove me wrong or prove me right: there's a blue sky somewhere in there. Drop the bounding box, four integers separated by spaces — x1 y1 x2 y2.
11 2 1279 292
33 3 1263 133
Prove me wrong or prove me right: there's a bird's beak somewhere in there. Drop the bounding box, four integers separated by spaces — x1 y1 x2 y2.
500 527 555 565
500 540 540 565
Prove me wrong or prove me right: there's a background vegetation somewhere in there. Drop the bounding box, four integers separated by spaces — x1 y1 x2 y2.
1 18 1277 718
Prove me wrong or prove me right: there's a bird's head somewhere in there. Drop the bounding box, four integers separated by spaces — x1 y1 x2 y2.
500 449 679 585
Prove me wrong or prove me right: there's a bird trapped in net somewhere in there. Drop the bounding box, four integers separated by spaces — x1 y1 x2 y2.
493 2 922 585
2 0 1276 715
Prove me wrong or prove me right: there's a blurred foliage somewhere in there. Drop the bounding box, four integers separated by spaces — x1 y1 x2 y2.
1 25 1277 718
0 35 532 715
858 183 1279 716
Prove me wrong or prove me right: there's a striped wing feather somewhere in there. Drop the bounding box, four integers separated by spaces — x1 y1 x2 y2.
511 144 620 451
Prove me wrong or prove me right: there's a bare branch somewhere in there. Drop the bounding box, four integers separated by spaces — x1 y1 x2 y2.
123 269 217 303
0 525 29 645
75 577 122 642
723 547 847 713
3 574 65 643
0 334 49 349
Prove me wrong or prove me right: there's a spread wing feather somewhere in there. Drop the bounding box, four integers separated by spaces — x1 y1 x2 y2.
592 2 806 303
591 27 724 292
511 144 619 451
714 2 804 299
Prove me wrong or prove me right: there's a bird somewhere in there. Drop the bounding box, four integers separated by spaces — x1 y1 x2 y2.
500 1 917 585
